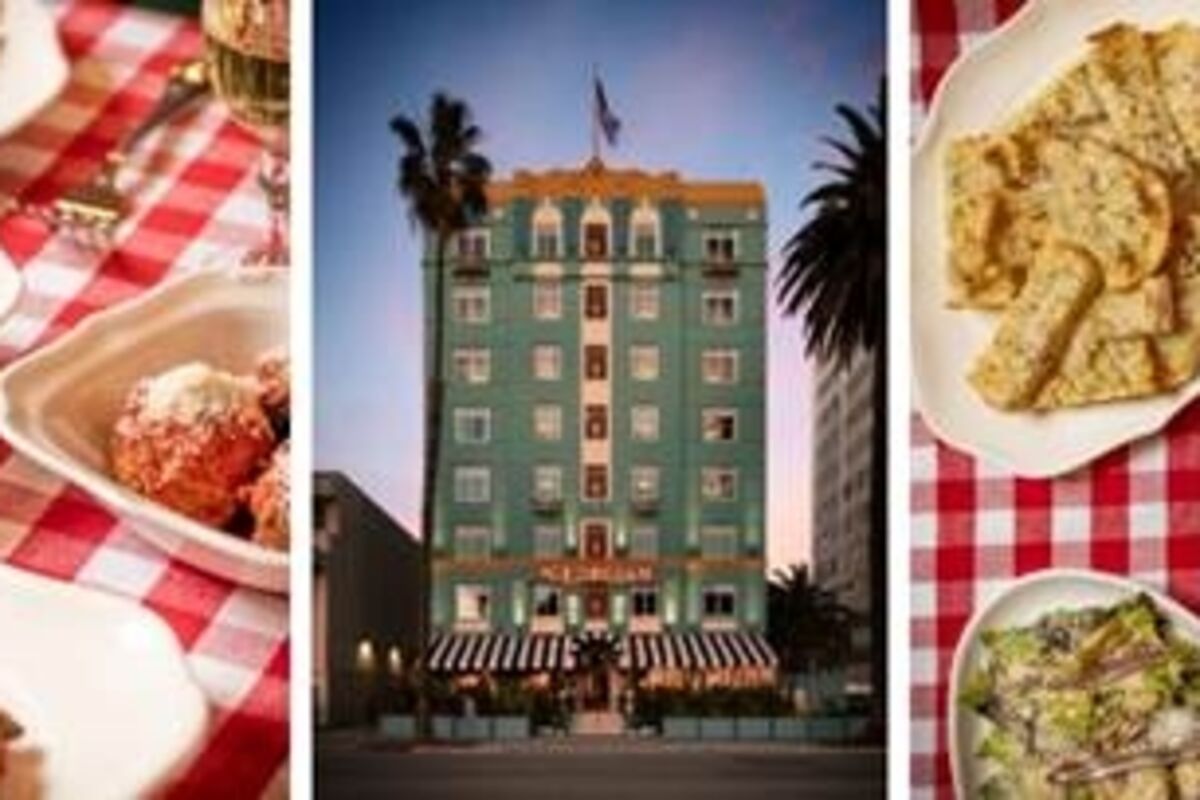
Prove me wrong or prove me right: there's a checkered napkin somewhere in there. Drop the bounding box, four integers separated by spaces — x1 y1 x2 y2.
910 2 1200 797
0 4 287 797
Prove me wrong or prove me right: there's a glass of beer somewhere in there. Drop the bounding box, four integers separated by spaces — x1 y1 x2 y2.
202 0 290 266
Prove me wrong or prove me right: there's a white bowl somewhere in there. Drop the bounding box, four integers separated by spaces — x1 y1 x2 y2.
912 0 1200 478
949 569 1200 799
0 267 289 592
0 0 69 138
0 563 208 799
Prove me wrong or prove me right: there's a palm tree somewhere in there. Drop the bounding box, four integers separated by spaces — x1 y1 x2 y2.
389 93 492 738
766 564 856 674
776 78 886 735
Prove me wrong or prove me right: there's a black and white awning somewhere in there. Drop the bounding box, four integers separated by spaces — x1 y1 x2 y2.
620 631 778 671
427 633 574 674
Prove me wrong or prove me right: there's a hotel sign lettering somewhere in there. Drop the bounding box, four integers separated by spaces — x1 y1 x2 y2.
535 560 655 586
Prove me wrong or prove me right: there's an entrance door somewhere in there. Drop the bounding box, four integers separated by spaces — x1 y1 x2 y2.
584 585 609 621
583 521 609 560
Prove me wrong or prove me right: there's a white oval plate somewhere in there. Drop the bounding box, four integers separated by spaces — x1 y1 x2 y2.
0 246 20 325
0 0 69 138
0 564 208 799
949 569 1200 799
912 0 1200 478
0 267 289 593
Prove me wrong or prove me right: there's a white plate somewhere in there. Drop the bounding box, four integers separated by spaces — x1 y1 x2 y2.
949 568 1200 799
0 563 208 799
0 267 290 592
912 0 1200 478
0 0 69 138
0 246 20 325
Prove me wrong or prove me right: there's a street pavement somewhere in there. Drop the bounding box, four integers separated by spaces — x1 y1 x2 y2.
317 736 885 799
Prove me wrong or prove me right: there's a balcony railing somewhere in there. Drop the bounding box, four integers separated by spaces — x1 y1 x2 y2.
531 495 564 514
454 251 488 277
630 495 659 515
702 253 738 278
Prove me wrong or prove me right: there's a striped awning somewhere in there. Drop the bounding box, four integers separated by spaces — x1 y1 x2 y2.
620 631 778 671
426 633 574 674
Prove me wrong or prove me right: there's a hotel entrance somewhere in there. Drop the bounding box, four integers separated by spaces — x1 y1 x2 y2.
579 586 613 710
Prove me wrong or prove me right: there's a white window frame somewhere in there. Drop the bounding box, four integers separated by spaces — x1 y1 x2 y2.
701 467 739 501
629 281 660 320
630 525 659 558
702 230 737 262
701 289 738 326
630 466 660 503
455 584 491 626
702 584 738 619
532 464 564 503
700 525 739 559
631 405 660 442
452 286 491 324
453 525 492 560
702 408 738 442
631 586 659 618
457 228 490 259
533 404 563 441
533 584 562 619
453 466 491 504
453 347 491 384
532 344 563 381
533 525 563 559
701 349 739 385
630 345 660 381
532 279 563 320
453 407 491 444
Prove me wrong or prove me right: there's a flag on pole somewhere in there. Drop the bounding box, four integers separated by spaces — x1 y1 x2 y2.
593 77 621 147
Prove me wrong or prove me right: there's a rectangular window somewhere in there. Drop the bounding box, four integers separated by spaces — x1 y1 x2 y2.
702 585 737 618
701 468 738 501
533 404 562 441
632 223 657 259
630 525 658 558
585 345 608 380
453 525 491 560
535 226 559 259
458 229 489 260
701 349 739 385
452 348 491 384
533 585 561 618
703 231 736 263
533 525 563 558
452 286 490 323
453 408 491 444
630 345 660 381
533 280 562 320
532 465 563 503
584 404 608 440
456 584 491 624
702 408 738 442
700 525 739 559
454 467 491 503
701 290 738 326
629 281 660 320
532 344 562 380
584 223 608 259
584 284 609 320
631 586 658 617
631 466 660 503
583 465 608 501
631 405 660 442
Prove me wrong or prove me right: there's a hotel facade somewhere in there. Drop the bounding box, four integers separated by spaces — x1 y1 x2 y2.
425 159 775 706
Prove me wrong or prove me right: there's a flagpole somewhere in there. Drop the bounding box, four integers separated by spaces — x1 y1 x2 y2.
590 63 599 162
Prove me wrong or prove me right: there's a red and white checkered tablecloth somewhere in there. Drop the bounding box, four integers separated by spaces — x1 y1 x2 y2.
911 1 1200 798
0 3 288 798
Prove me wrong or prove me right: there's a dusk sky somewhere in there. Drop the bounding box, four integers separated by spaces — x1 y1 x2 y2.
314 0 884 572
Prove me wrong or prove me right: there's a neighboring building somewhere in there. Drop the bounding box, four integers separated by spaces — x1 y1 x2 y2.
811 346 875 688
314 471 422 727
425 158 776 710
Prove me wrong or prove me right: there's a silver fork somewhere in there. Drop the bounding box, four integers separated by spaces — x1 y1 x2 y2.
1 58 210 245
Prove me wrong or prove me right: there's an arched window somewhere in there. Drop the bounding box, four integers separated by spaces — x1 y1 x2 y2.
531 199 562 260
629 200 660 260
580 198 612 260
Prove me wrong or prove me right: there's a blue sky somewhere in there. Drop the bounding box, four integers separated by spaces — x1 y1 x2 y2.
314 0 884 571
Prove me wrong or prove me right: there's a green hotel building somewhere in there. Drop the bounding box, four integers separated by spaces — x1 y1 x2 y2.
425 159 776 707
